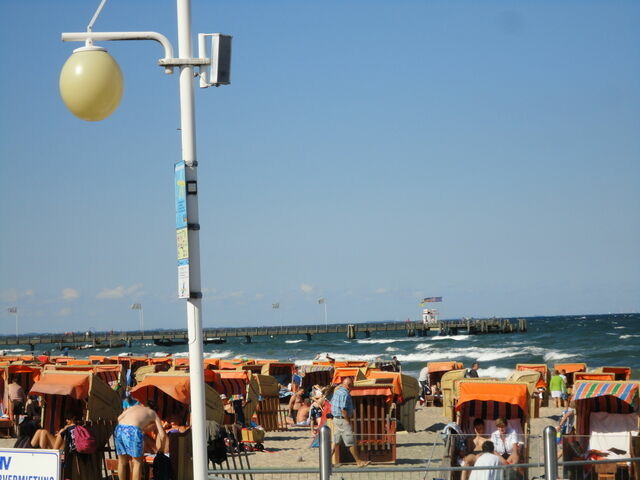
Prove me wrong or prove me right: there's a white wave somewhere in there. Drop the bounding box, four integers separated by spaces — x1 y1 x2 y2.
153 351 170 357
478 366 513 379
2 348 25 353
204 350 232 358
295 359 314 366
397 345 552 363
620 334 640 339
357 339 398 344
324 352 381 362
285 340 305 344
433 335 471 341
118 352 133 356
415 343 433 351
356 337 426 344
385 347 399 352
613 326 625 329
543 351 579 361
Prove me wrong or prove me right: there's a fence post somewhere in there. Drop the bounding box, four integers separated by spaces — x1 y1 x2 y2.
319 424 332 480
543 425 558 480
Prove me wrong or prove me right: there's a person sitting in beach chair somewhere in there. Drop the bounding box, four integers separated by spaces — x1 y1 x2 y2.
462 419 490 480
30 413 78 450
490 418 523 466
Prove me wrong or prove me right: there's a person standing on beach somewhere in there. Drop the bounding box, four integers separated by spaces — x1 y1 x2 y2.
330 377 370 467
559 370 569 407
549 370 564 408
418 365 430 404
8 376 26 432
465 362 480 378
115 402 166 480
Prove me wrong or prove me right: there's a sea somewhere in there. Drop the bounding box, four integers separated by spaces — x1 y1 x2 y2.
7 313 640 379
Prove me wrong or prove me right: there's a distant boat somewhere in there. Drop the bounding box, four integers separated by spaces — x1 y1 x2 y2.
204 337 226 345
153 338 188 347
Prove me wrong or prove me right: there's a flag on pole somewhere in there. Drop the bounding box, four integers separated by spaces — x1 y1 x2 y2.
272 303 280 309
318 298 325 305
7 307 17 314
420 296 442 306
130 303 142 310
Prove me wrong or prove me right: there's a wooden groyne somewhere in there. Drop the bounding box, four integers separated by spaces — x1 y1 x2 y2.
0 318 526 349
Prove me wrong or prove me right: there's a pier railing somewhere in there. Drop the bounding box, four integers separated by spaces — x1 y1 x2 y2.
0 318 527 347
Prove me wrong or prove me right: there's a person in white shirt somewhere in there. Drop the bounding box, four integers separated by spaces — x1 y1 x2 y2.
418 366 430 403
490 417 522 464
469 441 507 480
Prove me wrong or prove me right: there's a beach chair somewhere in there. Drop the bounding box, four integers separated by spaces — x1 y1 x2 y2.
0 364 42 434
334 383 397 465
365 370 420 432
508 370 542 418
570 380 640 480
516 364 550 407
591 367 632 381
298 364 334 391
443 381 530 480
253 374 287 432
29 372 121 480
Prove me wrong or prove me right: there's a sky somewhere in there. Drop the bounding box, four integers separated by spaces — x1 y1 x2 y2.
1 0 638 334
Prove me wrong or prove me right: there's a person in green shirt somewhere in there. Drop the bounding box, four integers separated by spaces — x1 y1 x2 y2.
549 370 564 408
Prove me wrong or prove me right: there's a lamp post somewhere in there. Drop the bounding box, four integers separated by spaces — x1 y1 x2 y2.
272 302 282 329
318 297 328 327
60 2 231 478
7 307 18 342
130 303 144 337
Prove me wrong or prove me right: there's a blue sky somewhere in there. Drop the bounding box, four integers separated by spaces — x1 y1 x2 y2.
1 1 638 333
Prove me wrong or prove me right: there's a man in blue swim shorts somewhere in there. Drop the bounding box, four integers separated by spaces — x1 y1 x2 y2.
116 400 166 480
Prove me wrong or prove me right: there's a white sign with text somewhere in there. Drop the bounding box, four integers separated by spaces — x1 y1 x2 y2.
0 448 60 480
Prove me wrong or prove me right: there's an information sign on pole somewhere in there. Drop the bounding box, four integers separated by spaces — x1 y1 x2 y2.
0 448 60 479
175 161 190 299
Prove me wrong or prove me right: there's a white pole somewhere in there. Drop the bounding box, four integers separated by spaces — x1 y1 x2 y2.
176 1 208 478
140 306 144 338
15 312 19 341
323 301 327 327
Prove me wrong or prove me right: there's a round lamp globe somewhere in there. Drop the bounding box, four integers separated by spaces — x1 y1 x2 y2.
59 46 124 122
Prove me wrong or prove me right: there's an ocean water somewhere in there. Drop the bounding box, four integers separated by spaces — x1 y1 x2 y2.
10 313 640 379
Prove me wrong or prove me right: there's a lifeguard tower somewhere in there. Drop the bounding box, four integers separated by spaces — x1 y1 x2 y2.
422 308 439 324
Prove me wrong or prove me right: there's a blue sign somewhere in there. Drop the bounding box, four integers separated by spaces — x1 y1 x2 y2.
175 162 190 298
175 162 187 229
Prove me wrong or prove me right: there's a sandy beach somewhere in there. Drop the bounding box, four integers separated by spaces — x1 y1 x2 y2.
0 403 561 474
238 403 560 472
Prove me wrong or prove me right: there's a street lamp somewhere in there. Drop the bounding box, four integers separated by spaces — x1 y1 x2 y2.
130 303 144 337
60 1 231 478
318 297 328 327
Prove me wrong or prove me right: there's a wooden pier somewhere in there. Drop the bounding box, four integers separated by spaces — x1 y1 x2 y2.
0 318 527 349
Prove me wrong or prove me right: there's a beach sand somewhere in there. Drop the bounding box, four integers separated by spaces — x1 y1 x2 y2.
241 404 560 472
0 405 562 475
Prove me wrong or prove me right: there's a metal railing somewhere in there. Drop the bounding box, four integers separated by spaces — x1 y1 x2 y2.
207 426 640 480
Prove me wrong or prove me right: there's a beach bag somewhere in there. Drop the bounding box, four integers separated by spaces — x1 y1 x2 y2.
72 425 96 454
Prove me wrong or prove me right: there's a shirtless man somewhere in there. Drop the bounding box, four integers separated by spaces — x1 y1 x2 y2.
462 419 489 480
115 401 166 480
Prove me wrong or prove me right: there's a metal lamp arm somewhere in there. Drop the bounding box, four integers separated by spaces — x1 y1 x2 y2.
62 31 177 73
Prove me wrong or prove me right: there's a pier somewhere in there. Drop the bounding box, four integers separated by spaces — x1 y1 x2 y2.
0 318 527 349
